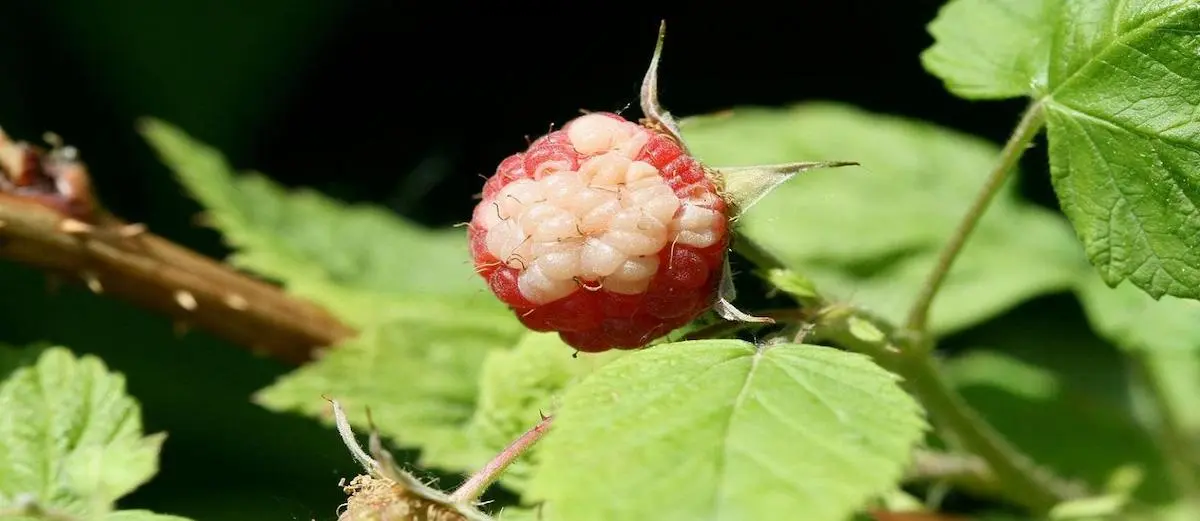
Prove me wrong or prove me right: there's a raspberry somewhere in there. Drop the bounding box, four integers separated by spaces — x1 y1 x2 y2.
467 22 857 352
468 112 729 352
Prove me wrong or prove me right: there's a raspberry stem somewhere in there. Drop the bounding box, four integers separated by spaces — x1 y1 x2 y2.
904 101 1046 336
448 414 556 505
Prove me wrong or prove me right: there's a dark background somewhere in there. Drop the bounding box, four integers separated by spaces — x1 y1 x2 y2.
0 1 1050 519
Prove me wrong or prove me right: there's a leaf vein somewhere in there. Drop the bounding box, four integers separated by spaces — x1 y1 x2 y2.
1051 2 1196 95
712 349 762 520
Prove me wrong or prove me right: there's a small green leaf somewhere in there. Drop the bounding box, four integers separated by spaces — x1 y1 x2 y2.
464 332 624 493
683 103 1087 335
527 340 926 521
0 347 166 518
762 268 819 302
923 0 1200 300
139 118 496 326
255 303 525 472
920 0 1053 99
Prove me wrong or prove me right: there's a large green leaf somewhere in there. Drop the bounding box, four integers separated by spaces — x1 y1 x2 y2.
0 347 189 520
922 0 1200 300
255 303 525 472
527 340 927 521
139 118 497 327
682 103 1087 335
463 332 625 494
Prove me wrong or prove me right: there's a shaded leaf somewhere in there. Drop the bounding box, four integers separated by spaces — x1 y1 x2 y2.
528 340 926 521
0 348 167 518
139 118 497 327
682 103 1087 335
944 298 1175 504
255 303 525 472
1075 272 1200 447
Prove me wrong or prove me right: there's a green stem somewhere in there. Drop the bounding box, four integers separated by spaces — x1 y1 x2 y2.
905 102 1046 334
897 351 1071 512
1131 352 1200 506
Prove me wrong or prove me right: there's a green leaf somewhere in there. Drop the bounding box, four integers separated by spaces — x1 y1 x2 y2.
920 0 1053 99
0 347 167 518
464 332 625 493
923 0 1200 300
255 303 525 472
944 300 1176 504
762 268 819 302
527 340 927 521
139 118 497 326
682 103 1087 335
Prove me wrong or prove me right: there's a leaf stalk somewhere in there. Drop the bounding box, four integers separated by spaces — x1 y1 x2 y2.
905 101 1047 335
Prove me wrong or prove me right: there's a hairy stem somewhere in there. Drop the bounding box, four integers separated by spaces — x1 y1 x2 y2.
449 414 556 504
905 102 1046 334
1131 352 1200 506
0 196 354 364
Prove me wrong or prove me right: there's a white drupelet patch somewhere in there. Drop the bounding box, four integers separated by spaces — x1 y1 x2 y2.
481 114 723 305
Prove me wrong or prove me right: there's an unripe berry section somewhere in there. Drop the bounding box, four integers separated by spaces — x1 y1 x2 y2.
469 113 728 350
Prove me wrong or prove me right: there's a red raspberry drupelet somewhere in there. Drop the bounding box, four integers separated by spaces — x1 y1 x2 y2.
468 112 729 352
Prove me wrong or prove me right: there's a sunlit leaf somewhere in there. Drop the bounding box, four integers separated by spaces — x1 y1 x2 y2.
528 340 926 521
0 347 186 520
